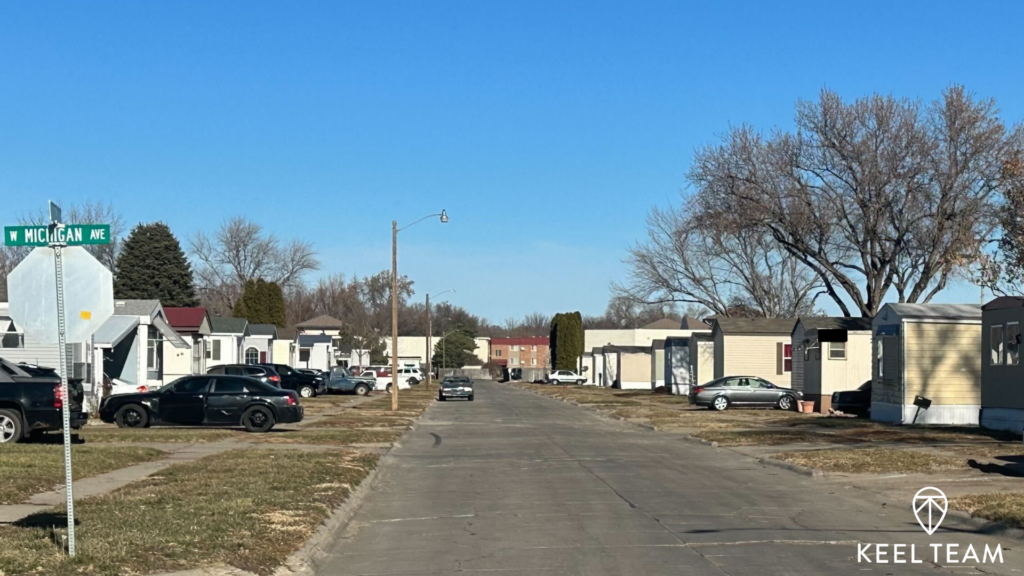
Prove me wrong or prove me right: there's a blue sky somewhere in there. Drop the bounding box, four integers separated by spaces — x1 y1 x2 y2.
2 1 1023 321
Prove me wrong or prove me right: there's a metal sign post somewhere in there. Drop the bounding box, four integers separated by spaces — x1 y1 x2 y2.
51 239 76 556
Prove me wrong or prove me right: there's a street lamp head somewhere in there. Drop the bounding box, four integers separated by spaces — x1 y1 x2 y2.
439 209 449 223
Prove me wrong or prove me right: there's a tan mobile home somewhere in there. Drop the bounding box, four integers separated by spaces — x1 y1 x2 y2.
606 345 652 389
651 340 666 390
980 297 1024 434
792 317 873 413
871 303 982 425
712 318 797 385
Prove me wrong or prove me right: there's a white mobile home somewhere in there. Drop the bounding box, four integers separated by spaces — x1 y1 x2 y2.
871 303 982 425
207 317 249 367
651 340 666 390
792 317 873 413
688 333 714 386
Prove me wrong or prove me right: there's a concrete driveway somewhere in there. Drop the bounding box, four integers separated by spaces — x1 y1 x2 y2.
317 381 1023 575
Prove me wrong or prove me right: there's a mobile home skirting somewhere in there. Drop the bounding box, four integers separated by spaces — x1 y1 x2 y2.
872 401 980 425
980 408 1024 434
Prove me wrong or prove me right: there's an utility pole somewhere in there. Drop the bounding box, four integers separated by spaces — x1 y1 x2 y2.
426 293 432 392
391 220 399 411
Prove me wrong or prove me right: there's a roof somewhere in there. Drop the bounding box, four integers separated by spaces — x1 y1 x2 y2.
713 317 797 335
112 300 161 318
880 303 982 321
295 315 344 329
795 317 873 334
592 346 604 354
209 317 249 334
298 334 333 346
491 337 549 345
604 345 652 354
277 327 297 340
982 296 1024 311
680 316 710 329
642 318 682 330
248 324 279 337
163 307 210 331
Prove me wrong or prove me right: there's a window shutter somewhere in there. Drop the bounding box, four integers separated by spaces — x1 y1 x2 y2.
776 342 784 375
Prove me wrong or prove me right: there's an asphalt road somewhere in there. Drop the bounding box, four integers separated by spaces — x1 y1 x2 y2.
318 381 1023 575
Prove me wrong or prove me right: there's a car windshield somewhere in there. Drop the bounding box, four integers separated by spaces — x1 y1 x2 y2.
243 379 281 393
152 377 188 393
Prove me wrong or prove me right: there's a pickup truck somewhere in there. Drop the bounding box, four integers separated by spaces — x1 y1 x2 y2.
326 367 374 395
0 357 88 443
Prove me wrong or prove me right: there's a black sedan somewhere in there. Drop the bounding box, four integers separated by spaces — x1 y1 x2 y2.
832 381 871 417
99 375 303 432
438 377 474 401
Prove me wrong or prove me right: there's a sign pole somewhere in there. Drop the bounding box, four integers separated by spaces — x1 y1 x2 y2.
52 239 76 556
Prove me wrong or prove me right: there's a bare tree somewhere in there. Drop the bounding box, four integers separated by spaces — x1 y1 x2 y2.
623 201 822 318
191 217 319 311
688 86 1022 317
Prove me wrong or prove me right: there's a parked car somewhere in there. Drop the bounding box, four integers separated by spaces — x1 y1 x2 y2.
832 381 872 417
99 375 302 432
255 363 325 398
397 367 424 385
438 376 474 401
509 367 523 381
207 364 280 388
370 372 411 393
546 370 585 385
0 357 88 443
326 367 374 395
689 376 802 411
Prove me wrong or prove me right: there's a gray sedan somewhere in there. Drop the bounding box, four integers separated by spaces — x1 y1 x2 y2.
689 376 801 411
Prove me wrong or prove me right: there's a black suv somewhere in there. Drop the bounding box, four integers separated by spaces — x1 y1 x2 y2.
0 357 88 443
207 364 280 388
255 364 325 398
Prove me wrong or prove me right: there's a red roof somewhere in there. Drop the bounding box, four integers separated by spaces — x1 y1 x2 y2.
164 307 209 331
491 337 549 346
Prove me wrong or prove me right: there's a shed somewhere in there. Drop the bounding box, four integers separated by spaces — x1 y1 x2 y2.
664 336 693 395
871 303 982 425
979 297 1024 433
688 333 714 386
792 317 873 413
712 318 798 385
607 345 652 389
651 340 666 390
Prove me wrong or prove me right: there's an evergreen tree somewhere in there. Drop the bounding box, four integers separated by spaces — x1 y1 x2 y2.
432 330 477 369
233 279 257 320
549 312 584 370
266 281 287 327
114 222 198 307
234 279 287 326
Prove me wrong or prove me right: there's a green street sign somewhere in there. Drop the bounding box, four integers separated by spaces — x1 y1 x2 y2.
4 224 112 247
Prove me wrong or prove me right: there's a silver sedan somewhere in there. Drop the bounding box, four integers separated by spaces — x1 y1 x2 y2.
689 376 801 411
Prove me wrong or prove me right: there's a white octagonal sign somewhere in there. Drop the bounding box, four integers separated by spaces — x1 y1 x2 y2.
7 247 114 344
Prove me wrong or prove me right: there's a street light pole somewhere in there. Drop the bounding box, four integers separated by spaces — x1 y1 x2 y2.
390 210 449 411
425 288 455 393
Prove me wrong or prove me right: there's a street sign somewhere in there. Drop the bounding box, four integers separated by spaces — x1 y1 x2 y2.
4 224 112 247
49 200 62 225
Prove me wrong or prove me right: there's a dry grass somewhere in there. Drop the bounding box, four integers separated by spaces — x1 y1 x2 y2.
256 428 404 445
0 445 165 505
944 443 1024 460
952 492 1024 529
0 449 378 576
78 427 241 443
772 448 966 474
692 429 826 446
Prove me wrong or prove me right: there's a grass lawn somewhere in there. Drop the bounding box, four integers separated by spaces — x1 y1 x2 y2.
256 428 404 445
692 429 826 446
0 445 165 505
952 492 1024 529
772 448 966 474
315 414 414 429
0 448 378 576
79 427 241 443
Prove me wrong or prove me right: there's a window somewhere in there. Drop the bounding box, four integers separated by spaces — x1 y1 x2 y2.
991 325 1005 365
531 358 536 366
147 333 160 371
783 344 793 372
213 379 248 394
299 349 311 362
828 342 846 360
245 347 260 365
211 340 221 361
510 358 517 365
755 379 774 388
495 349 502 357
532 345 537 352
173 377 211 394
1008 323 1020 366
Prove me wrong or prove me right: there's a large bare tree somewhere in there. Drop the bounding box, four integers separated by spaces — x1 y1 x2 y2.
688 86 1022 317
624 201 823 318
191 217 319 312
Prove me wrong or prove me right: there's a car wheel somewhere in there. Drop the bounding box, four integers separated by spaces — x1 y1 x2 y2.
468 395 474 401
711 396 729 411
115 404 149 429
298 385 315 399
0 409 23 444
777 395 795 411
354 384 370 396
551 379 559 385
577 379 584 384
439 395 446 401
385 384 393 394
407 378 416 386
242 406 275 433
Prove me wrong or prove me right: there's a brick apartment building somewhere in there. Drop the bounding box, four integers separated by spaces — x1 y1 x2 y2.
490 337 549 368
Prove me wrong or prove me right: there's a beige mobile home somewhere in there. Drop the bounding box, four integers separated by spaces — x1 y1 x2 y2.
688 333 714 385
712 318 797 385
871 303 982 425
792 317 873 413
651 340 666 390
608 345 653 389
980 297 1024 433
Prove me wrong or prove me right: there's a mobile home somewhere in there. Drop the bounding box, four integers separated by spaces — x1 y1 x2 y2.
979 297 1024 434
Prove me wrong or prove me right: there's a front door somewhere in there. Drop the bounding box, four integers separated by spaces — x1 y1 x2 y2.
260 351 267 363
160 377 212 425
205 378 250 424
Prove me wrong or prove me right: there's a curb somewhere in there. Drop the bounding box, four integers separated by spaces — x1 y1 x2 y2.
682 434 718 448
943 509 1024 541
756 456 824 478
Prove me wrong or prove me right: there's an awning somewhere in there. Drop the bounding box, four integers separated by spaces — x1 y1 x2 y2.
93 316 140 349
875 324 899 337
154 316 191 349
